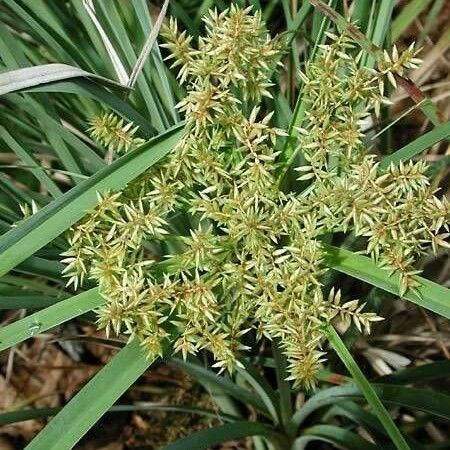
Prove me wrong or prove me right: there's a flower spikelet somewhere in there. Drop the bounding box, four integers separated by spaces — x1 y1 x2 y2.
89 112 144 162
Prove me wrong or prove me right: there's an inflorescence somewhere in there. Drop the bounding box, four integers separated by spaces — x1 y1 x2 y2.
62 6 449 388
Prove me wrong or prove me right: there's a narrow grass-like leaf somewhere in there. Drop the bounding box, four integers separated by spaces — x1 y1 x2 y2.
0 408 61 425
127 0 169 88
325 401 386 436
289 383 450 429
381 360 450 384
25 339 154 450
2 91 98 177
379 121 450 169
294 425 379 450
95 0 167 131
237 358 280 424
0 403 239 426
0 274 64 298
1 0 93 69
323 245 450 319
0 288 103 352
356 2 378 68
0 172 36 206
325 326 410 450
0 21 29 68
351 0 375 34
0 295 62 310
28 79 157 138
272 339 293 429
24 96 90 177
169 357 268 414
0 127 62 198
82 0 129 84
69 1 117 75
391 0 433 42
0 64 123 96
15 256 65 282
286 2 312 38
132 0 179 122
365 0 393 69
0 125 183 277
371 0 393 47
161 422 287 450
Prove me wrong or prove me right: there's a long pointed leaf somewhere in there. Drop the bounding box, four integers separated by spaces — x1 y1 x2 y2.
272 339 293 428
0 403 238 426
161 422 286 450
0 295 62 310
169 357 268 414
380 360 450 384
25 339 154 450
289 383 450 430
294 425 379 450
0 127 62 198
237 358 280 424
0 63 122 96
0 288 102 352
28 79 157 138
127 0 169 88
325 326 410 450
380 121 450 169
323 245 450 319
82 0 129 84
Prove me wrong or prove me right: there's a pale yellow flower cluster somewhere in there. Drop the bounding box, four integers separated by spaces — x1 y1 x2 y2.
62 7 448 388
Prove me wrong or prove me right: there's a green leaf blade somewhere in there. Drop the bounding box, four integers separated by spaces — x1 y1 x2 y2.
161 421 285 450
380 121 450 169
323 245 450 319
0 63 123 96
25 339 154 450
295 424 379 450
0 288 103 352
325 326 410 450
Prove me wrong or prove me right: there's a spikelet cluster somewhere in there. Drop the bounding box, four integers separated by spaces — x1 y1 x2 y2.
89 112 144 163
296 31 449 295
62 7 449 389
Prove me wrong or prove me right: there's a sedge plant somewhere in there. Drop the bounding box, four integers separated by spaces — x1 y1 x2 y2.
0 1 449 450
63 5 448 389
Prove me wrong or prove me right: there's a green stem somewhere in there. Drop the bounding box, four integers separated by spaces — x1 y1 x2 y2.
325 325 410 450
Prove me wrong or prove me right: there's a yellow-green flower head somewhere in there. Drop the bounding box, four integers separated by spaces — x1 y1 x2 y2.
62 6 448 389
